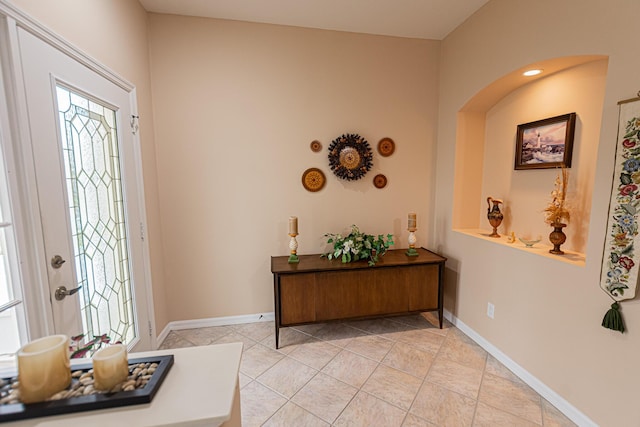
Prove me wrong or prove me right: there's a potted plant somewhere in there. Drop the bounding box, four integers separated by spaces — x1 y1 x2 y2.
322 224 394 266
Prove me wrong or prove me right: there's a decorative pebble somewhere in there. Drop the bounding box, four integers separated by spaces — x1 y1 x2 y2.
49 391 65 401
79 372 92 381
83 385 94 395
0 391 18 405
79 377 94 386
122 380 136 389
71 370 83 378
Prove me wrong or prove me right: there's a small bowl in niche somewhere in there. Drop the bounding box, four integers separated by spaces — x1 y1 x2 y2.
518 237 541 248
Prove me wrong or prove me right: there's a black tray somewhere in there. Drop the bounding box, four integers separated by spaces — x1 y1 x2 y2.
0 355 173 423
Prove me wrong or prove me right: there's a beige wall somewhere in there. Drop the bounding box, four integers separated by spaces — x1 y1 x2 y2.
437 0 640 425
468 60 607 253
147 14 440 321
8 0 170 333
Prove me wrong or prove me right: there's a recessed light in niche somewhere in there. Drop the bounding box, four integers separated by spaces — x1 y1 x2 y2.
523 69 543 77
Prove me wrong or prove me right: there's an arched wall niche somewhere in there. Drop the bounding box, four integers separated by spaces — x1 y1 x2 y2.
452 55 608 262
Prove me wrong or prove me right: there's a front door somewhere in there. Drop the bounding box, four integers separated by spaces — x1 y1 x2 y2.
17 27 151 351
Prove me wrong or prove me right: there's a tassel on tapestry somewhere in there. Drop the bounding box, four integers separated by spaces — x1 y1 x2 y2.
599 93 640 332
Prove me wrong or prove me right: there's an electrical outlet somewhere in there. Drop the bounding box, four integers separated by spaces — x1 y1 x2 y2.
487 302 495 319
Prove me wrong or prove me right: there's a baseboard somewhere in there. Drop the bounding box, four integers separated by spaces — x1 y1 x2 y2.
156 312 275 347
444 310 596 427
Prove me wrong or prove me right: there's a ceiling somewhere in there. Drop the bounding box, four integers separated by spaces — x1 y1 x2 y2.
138 0 489 40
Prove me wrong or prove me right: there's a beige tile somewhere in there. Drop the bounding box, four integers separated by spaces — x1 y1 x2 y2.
174 325 233 346
485 355 522 384
348 318 414 336
439 328 488 371
382 341 434 378
314 323 367 347
334 391 407 427
288 338 342 370
291 323 328 336
291 372 357 423
240 343 285 378
262 402 329 427
387 328 445 354
390 312 445 331
426 357 483 399
321 349 378 388
233 321 275 341
478 373 542 424
263 327 314 354
158 331 195 350
345 334 394 362
239 372 252 389
257 357 317 398
212 331 257 352
403 413 438 426
410 381 476 427
240 380 287 427
473 401 541 427
362 364 423 410
420 311 454 336
542 399 577 427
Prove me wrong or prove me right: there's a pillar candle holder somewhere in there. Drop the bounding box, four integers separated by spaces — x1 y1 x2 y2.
288 233 299 263
406 230 418 256
17 334 71 403
93 344 129 391
406 212 419 257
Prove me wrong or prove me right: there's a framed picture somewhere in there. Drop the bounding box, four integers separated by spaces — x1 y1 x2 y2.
514 113 576 170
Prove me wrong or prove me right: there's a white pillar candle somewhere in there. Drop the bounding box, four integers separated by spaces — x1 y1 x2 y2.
289 216 298 235
408 213 417 231
92 344 129 391
17 334 71 403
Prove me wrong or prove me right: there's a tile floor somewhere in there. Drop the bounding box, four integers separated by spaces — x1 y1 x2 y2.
159 313 576 427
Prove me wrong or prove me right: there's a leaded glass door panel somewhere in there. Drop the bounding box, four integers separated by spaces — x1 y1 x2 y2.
17 27 151 351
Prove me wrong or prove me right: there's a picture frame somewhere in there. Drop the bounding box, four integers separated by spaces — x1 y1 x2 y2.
514 113 576 170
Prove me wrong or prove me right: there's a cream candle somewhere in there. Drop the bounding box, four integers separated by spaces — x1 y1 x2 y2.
408 213 417 231
289 216 298 235
92 344 129 391
17 334 71 403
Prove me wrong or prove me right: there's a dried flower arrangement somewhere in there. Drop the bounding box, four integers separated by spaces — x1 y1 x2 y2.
543 167 570 225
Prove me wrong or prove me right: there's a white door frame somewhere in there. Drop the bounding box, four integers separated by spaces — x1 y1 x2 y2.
0 0 156 349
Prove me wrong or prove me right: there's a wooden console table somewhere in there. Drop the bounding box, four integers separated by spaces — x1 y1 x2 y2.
271 248 446 348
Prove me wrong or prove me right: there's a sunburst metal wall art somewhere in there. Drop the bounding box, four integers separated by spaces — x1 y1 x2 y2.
328 133 373 181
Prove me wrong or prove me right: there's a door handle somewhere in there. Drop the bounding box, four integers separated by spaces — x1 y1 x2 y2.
54 285 82 301
51 255 66 269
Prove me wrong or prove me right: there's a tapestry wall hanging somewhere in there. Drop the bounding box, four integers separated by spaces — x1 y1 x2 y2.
600 94 640 333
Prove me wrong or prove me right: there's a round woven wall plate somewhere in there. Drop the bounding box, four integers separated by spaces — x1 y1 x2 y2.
310 140 322 152
301 167 326 192
377 137 395 157
328 133 373 181
373 174 388 189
